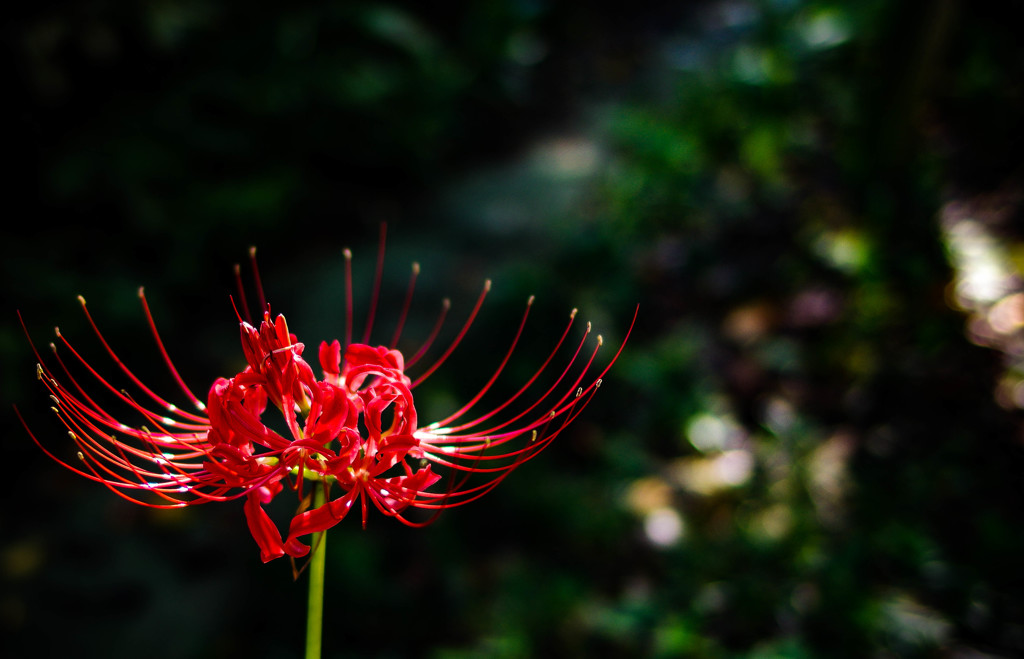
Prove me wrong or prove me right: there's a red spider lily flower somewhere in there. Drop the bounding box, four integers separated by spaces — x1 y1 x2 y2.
19 232 635 563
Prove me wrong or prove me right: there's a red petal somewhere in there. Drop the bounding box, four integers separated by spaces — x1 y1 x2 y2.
284 488 358 543
319 340 342 377
244 491 286 563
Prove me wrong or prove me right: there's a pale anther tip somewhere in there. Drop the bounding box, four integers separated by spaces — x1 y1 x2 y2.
138 286 145 297
412 262 420 274
77 294 86 305
595 378 603 388
343 248 352 259
570 308 578 318
249 246 257 257
527 295 535 305
442 298 451 308
483 279 492 291
597 335 604 346
586 321 592 332
68 431 77 440
35 363 43 377
77 451 85 461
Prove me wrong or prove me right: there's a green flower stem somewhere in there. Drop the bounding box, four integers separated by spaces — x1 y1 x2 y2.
305 486 327 659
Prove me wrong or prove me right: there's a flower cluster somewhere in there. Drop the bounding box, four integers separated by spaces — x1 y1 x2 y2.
21 239 632 562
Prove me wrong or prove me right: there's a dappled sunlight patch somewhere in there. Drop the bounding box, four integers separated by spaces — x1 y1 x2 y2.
940 191 1024 410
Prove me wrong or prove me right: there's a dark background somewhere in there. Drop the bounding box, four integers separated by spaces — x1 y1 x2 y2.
4 1 1024 657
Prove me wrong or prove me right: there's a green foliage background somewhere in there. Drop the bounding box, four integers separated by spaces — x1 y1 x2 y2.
4 1 1024 657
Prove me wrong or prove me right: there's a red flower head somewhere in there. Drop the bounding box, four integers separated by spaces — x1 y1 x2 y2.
20 230 634 562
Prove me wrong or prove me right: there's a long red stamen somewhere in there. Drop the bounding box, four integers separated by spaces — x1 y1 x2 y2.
429 296 534 429
389 262 419 348
362 223 387 345
404 298 450 369
411 280 491 388
427 319 593 443
234 264 252 325
137 289 206 413
249 247 268 314
343 248 353 347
